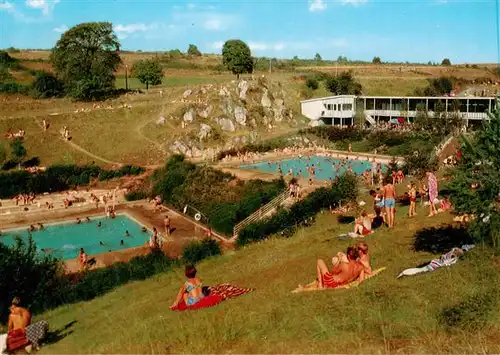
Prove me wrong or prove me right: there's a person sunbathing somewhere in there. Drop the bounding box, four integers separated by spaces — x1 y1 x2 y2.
315 247 365 289
170 265 205 309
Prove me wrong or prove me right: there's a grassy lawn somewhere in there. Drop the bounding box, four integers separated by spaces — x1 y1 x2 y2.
359 77 429 96
33 184 500 353
115 75 233 90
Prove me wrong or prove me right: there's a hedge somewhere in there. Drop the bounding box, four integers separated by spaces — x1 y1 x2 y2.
0 164 145 199
237 172 358 247
182 238 222 264
152 155 285 235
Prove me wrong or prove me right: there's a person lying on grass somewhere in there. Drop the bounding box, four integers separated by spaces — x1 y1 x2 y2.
356 242 372 275
313 246 365 289
170 265 204 309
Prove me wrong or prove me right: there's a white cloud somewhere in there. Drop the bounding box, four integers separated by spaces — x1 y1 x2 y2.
309 0 327 12
187 3 195 8
53 24 68 33
115 23 155 34
204 19 222 30
340 0 368 6
25 0 59 15
202 13 238 31
0 1 14 10
211 41 224 50
247 42 287 52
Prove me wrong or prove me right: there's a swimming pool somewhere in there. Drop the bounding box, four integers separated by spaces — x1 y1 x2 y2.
0 214 150 261
240 156 387 181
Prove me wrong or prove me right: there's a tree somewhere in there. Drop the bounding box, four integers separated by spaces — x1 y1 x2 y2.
10 139 26 168
325 71 362 95
415 76 453 96
29 71 65 98
314 53 322 62
441 58 451 66
132 59 163 90
448 98 500 247
51 22 121 101
187 44 202 57
372 56 382 64
221 40 254 79
305 77 319 90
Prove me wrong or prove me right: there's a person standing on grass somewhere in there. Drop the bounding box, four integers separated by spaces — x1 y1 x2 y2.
427 171 439 217
408 183 417 217
383 177 396 228
164 215 171 236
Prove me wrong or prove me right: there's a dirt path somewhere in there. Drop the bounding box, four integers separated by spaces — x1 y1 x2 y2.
64 139 122 166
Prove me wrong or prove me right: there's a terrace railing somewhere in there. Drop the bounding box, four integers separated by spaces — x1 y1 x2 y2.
232 189 290 239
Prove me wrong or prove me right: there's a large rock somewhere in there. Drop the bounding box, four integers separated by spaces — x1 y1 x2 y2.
219 87 230 97
197 105 213 119
183 108 195 123
156 116 166 125
261 89 272 108
170 140 190 155
273 99 285 122
183 89 192 99
216 118 236 132
249 131 259 143
198 124 212 140
309 120 325 127
238 80 249 100
220 99 234 115
234 106 247 126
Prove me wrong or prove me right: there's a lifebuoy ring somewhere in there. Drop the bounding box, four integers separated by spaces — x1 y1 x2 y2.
194 213 202 221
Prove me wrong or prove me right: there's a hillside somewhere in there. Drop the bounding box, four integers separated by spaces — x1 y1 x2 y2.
30 201 500 354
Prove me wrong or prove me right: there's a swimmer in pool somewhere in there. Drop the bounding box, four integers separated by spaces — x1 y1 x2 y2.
99 241 104 246
37 223 44 230
125 230 130 237
76 218 81 224
97 221 102 228
28 225 35 233
86 217 91 222
120 240 124 245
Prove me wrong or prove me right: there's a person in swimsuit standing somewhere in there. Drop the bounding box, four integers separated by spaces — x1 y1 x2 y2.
383 177 396 228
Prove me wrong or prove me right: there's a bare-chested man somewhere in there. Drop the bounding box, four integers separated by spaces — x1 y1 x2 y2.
164 215 171 236
8 297 31 332
383 177 396 228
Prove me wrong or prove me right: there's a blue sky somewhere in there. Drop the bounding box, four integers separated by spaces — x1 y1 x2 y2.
0 0 498 63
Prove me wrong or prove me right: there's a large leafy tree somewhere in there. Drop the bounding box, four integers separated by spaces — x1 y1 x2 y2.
325 71 362 95
51 22 121 101
132 59 163 90
222 40 253 79
448 97 500 247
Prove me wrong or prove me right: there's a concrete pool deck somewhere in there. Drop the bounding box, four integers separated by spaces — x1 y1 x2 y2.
0 200 231 274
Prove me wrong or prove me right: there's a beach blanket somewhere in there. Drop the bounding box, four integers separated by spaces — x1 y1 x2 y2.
171 284 253 311
291 267 386 293
25 321 49 348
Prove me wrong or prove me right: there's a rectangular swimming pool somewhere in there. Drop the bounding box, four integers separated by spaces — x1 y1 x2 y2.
240 156 386 181
0 214 150 261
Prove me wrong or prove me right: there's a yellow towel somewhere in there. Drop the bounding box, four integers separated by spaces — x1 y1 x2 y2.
292 267 386 293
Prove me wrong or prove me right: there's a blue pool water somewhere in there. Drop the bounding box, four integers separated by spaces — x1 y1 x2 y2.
0 214 150 260
241 156 387 181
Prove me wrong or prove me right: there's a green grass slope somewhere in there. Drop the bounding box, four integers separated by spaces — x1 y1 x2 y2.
34 204 500 354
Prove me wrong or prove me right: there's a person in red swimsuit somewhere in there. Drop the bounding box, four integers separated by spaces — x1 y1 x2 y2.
316 247 365 289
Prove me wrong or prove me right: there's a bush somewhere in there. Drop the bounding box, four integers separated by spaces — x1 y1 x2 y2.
237 173 358 246
182 238 222 264
300 126 367 142
439 292 495 331
21 157 40 168
124 190 148 201
0 82 28 94
216 139 289 160
413 225 474 254
152 155 285 235
29 71 65 99
305 77 319 90
0 238 175 323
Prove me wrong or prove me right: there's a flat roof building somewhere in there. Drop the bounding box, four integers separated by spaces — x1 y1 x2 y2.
301 95 495 127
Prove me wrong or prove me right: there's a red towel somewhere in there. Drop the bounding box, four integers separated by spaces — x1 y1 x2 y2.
171 294 223 311
7 328 30 352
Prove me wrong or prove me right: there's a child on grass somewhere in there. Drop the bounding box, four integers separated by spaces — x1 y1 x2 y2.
408 182 417 217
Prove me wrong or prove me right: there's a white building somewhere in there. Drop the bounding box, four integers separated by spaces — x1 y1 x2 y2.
301 95 496 128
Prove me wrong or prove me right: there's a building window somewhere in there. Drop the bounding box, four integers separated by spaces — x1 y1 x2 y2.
342 103 353 110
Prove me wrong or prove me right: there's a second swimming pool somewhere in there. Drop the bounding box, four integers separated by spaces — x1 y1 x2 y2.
0 214 150 260
240 156 386 181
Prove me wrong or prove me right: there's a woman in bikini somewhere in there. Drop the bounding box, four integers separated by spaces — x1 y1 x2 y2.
315 247 365 289
170 265 205 309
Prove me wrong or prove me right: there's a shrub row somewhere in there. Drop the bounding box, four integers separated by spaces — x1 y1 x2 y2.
182 238 222 265
299 126 367 142
0 164 145 198
237 173 358 247
152 155 285 235
216 139 289 160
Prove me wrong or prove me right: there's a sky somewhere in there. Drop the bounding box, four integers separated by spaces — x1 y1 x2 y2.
0 0 498 63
